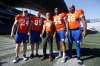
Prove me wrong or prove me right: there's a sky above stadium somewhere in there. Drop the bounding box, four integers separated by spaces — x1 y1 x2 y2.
64 0 100 19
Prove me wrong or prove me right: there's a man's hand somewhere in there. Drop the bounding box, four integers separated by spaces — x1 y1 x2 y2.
27 32 30 36
82 30 86 38
40 34 43 38
65 32 68 37
11 33 14 38
53 33 56 38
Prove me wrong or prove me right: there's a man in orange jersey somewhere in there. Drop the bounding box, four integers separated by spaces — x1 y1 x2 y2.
11 10 30 63
41 12 54 61
65 5 87 64
53 8 67 63
29 11 45 58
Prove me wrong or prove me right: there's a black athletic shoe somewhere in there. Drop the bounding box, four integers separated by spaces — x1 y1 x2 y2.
49 56 53 61
36 53 39 57
30 54 34 59
41 55 47 61
67 56 72 60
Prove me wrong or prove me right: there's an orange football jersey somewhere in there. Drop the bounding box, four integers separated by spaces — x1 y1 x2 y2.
44 19 52 32
31 16 45 31
67 9 84 29
53 13 66 32
15 15 29 33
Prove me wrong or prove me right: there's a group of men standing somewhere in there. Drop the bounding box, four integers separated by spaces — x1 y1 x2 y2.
11 5 87 64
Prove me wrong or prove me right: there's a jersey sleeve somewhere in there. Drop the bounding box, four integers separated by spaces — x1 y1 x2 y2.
78 9 84 18
15 15 19 20
31 16 36 23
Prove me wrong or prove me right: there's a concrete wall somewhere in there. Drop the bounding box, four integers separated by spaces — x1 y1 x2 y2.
87 22 100 32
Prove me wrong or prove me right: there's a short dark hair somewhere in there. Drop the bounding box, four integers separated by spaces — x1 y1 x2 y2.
23 10 28 13
69 5 75 9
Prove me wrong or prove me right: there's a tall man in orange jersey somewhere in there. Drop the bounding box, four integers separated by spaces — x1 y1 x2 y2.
53 8 67 63
11 10 30 63
29 11 45 58
65 5 87 64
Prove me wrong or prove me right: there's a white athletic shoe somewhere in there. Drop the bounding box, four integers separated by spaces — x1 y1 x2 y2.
61 57 65 63
23 56 28 61
12 56 19 63
23 55 28 61
55 55 62 59
77 59 83 65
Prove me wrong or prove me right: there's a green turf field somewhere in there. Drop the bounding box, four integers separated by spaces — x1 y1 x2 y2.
0 33 100 66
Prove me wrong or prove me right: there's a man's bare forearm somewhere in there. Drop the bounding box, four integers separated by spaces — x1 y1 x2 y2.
82 16 87 32
11 20 17 35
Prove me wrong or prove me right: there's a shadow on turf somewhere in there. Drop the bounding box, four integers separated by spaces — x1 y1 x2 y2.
0 61 8 66
52 48 100 61
87 30 99 35
65 48 100 61
81 48 100 61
